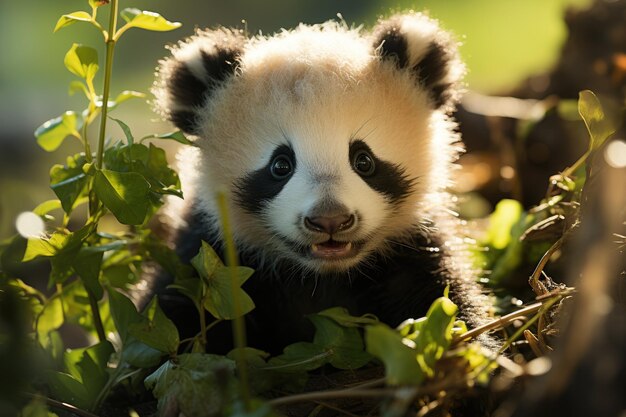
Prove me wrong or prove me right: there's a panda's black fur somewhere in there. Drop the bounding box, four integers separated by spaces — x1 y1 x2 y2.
154 207 486 354
145 13 493 354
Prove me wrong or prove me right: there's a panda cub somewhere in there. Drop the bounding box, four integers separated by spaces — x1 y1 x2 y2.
150 13 491 353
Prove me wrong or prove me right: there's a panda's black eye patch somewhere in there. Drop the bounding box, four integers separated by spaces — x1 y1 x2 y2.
235 144 296 213
349 140 413 203
270 154 294 179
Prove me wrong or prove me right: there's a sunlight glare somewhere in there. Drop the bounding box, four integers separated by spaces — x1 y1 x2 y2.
604 139 626 169
15 211 45 238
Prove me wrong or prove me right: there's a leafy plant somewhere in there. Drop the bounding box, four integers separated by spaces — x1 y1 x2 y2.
1 0 184 414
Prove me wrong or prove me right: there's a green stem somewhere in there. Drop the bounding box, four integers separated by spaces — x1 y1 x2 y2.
562 149 590 178
181 319 224 353
216 190 251 410
198 302 207 350
498 296 561 354
95 0 118 170
82 124 93 162
88 0 118 337
87 288 106 343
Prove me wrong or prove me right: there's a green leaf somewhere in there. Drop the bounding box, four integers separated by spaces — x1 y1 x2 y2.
23 224 94 288
144 353 236 417
23 232 69 262
113 90 146 107
143 130 192 145
110 117 134 145
94 91 146 111
46 371 90 410
266 342 329 372
69 81 89 98
145 144 183 197
89 0 108 8
578 90 616 151
73 248 104 300
309 314 371 370
53 281 103 337
122 339 164 368
20 397 58 417
64 44 98 82
120 8 182 32
64 342 114 408
366 324 424 385
50 153 89 215
204 267 255 320
33 200 62 216
36 297 65 342
190 241 224 283
103 142 182 201
54 11 92 32
483 199 523 250
76 341 114 407
94 169 150 225
8 278 45 307
489 211 536 285
129 297 179 355
35 111 82 152
108 288 143 343
413 297 457 377
227 347 269 367
190 241 255 319
397 317 426 341
317 307 378 327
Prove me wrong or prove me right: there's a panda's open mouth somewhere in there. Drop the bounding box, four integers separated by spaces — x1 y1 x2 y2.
310 239 356 259
274 232 362 261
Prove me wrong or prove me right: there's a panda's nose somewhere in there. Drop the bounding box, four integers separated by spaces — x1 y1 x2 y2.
304 214 355 235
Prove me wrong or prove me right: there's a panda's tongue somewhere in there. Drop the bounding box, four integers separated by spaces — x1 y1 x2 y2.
311 240 352 258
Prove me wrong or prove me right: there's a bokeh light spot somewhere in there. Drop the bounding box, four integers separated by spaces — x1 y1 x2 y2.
604 139 626 169
15 212 45 238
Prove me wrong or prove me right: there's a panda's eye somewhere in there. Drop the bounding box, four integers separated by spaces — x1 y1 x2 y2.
270 155 294 179
352 149 375 176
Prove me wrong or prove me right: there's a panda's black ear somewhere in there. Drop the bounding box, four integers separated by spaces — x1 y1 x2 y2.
153 28 245 135
372 14 464 110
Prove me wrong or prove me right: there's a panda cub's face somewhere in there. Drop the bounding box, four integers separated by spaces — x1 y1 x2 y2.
230 81 418 272
155 14 463 274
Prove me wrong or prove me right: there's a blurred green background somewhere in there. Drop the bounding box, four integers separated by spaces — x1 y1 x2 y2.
0 0 592 238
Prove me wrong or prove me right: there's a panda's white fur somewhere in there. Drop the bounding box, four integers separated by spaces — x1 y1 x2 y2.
150 13 491 352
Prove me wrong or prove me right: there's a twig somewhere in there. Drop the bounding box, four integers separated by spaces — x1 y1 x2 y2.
523 330 544 357
269 379 467 408
310 401 363 417
498 296 562 353
344 377 386 390
453 302 543 343
528 238 563 296
268 388 400 407
416 399 441 417
24 393 99 417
